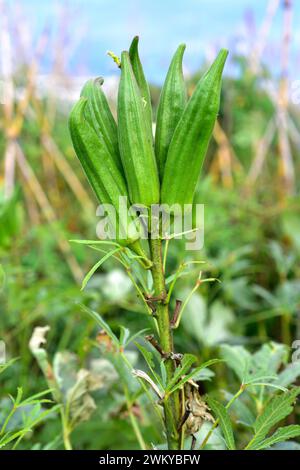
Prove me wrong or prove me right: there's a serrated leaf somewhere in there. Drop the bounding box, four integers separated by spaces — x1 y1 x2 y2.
207 397 236 450
246 387 300 450
253 425 300 450
165 354 197 392
276 362 300 387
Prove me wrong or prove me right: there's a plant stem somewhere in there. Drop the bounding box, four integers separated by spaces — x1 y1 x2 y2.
149 237 181 450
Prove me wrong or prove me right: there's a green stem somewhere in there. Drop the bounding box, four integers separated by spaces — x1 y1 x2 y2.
149 237 181 450
199 385 245 449
120 352 164 429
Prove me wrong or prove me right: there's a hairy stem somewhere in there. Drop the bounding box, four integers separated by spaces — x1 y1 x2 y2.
149 237 181 450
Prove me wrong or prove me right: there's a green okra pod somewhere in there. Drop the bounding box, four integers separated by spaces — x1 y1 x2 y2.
80 77 123 174
129 36 153 134
118 51 160 207
155 44 187 180
69 98 149 260
161 49 228 211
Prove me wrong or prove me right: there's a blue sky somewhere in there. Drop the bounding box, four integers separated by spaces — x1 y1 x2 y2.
8 0 300 83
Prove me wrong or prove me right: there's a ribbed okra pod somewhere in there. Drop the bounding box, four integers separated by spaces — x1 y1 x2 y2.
129 36 153 134
118 51 159 207
161 49 228 211
155 44 187 180
80 77 123 174
69 98 141 248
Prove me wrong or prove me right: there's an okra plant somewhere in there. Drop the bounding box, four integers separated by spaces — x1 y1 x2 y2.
68 38 300 450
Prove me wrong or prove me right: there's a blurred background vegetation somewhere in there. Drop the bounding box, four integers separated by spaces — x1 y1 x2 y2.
1 0 300 450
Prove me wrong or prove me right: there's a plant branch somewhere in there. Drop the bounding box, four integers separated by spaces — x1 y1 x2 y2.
149 237 181 450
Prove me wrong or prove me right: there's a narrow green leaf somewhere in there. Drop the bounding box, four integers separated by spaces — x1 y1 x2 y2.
247 382 287 392
70 239 121 248
276 362 300 387
246 387 300 450
79 304 120 347
0 263 5 290
207 397 236 450
129 36 152 132
21 389 53 406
